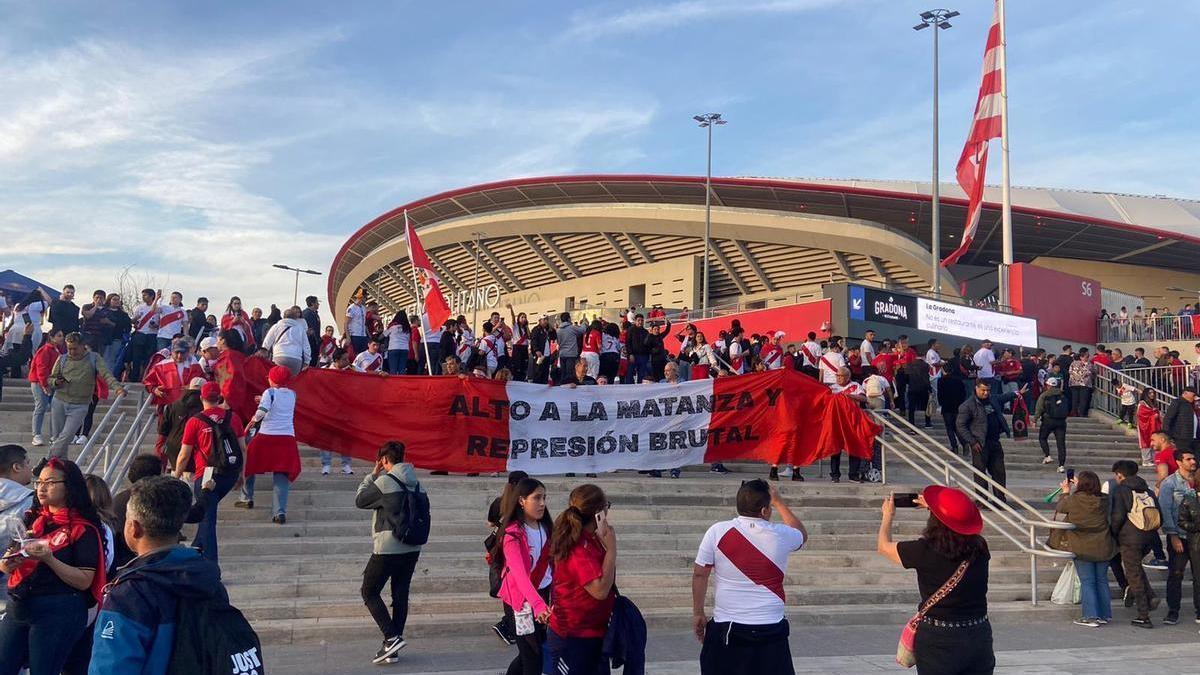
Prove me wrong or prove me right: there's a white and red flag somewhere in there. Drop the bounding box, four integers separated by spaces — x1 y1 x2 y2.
942 0 1004 267
288 368 879 474
403 212 452 331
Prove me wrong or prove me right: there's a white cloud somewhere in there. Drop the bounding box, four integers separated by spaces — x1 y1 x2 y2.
565 0 846 40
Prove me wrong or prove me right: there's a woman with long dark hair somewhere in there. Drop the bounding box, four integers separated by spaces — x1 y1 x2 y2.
220 296 256 353
548 484 617 675
0 457 107 675
508 305 530 382
384 311 412 374
580 320 603 381
493 478 555 675
1135 387 1161 466
878 485 993 674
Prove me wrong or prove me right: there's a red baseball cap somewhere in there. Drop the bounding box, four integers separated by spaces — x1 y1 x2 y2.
200 382 222 402
922 485 983 536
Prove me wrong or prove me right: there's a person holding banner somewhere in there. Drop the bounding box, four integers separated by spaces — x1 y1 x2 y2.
798 332 822 379
508 305 530 382
548 485 617 675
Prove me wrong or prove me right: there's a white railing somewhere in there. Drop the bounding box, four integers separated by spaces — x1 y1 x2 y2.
1091 363 1176 422
1098 316 1197 343
76 388 157 491
871 409 1073 606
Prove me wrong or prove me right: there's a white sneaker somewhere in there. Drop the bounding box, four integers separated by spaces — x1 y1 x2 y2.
31 435 44 447
779 466 793 478
1042 456 1054 464
1057 465 1066 473
342 465 354 475
321 466 331 476
74 435 87 446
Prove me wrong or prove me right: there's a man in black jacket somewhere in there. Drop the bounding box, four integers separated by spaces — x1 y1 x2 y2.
956 379 1023 504
625 314 650 384
1110 460 1161 627
302 295 322 367
528 316 554 384
1163 387 1199 452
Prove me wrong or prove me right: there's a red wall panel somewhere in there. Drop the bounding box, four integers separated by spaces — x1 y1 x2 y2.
666 299 832 354
1010 263 1099 343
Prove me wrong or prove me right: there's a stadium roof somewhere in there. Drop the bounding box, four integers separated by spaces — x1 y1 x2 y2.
329 174 1200 307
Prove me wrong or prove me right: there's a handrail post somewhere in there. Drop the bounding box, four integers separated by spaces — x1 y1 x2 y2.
1030 525 1038 607
881 445 887 485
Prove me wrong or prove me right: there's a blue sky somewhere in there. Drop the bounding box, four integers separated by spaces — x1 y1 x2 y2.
3 0 1196 323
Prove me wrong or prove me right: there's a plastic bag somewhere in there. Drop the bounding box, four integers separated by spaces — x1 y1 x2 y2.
1050 564 1080 605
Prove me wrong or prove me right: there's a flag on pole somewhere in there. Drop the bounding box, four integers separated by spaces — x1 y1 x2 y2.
403 212 452 331
942 0 1003 268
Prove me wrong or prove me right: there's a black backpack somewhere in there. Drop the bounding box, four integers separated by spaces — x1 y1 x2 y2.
1046 394 1070 420
387 474 431 546
168 596 264 675
194 411 244 475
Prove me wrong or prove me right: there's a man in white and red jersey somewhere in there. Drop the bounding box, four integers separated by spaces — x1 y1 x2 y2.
129 288 160 380
727 328 746 375
353 339 385 373
318 326 337 367
693 479 807 674
819 339 846 385
798 331 822 379
478 323 502 378
155 291 188 351
760 331 785 370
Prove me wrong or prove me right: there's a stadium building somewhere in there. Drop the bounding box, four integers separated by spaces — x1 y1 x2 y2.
328 174 1200 343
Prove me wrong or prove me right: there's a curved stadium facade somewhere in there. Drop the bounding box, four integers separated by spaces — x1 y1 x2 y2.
328 175 1200 326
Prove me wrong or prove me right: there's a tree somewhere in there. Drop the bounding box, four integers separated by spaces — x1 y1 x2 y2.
113 265 163 311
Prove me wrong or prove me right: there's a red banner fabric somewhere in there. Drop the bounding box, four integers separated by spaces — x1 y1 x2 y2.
286 366 878 474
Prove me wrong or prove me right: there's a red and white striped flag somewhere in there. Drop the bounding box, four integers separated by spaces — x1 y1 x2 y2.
942 0 1003 267
403 212 452 331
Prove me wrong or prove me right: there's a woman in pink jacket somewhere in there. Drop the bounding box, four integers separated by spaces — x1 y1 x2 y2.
492 478 554 675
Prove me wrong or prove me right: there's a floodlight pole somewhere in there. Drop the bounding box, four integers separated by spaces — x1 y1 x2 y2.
272 263 323 307
915 9 956 298
694 113 726 316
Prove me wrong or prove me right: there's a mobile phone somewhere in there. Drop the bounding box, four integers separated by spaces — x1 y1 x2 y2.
1066 468 1075 482
594 510 608 533
893 492 920 508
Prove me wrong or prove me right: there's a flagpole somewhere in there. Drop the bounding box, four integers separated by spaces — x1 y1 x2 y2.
997 0 1013 310
406 210 436 375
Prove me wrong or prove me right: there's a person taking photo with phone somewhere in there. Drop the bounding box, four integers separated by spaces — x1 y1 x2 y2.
692 479 807 674
1053 470 1116 627
548 484 616 675
492 478 554 675
878 486 993 674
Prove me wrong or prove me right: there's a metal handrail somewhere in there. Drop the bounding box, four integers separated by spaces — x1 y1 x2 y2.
77 390 130 466
83 393 154 476
105 416 156 491
871 409 1073 606
1092 363 1175 422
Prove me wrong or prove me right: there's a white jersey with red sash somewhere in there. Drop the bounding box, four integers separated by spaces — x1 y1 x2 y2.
819 350 846 384
480 334 500 370
156 304 186 341
456 329 476 363
353 351 383 372
831 380 865 397
729 340 745 374
133 302 159 335
761 344 784 370
799 341 822 369
318 336 337 365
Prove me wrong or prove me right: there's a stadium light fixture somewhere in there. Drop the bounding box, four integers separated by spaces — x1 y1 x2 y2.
273 263 323 307
914 9 956 298
695 113 727 315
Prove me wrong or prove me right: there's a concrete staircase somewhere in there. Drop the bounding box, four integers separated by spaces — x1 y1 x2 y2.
0 382 1151 648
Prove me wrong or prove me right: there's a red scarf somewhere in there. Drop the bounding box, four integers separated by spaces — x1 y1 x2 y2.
7 507 107 606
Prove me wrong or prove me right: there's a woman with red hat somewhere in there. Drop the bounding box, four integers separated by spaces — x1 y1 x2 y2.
236 365 301 524
878 485 994 674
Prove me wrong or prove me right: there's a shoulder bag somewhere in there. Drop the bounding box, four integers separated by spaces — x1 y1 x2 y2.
896 557 971 668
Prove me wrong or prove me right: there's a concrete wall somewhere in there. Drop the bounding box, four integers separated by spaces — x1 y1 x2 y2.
1032 257 1200 311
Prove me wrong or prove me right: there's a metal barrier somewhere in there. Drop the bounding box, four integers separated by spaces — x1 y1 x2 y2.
76 390 131 466
78 388 157 489
1098 316 1197 343
871 409 1074 605
1091 363 1176 423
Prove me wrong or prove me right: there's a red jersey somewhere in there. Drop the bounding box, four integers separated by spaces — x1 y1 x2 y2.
996 358 1022 382
143 359 206 407
582 329 601 355
1155 448 1179 476
181 407 245 475
550 530 615 638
